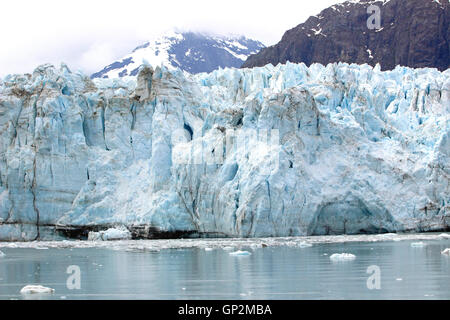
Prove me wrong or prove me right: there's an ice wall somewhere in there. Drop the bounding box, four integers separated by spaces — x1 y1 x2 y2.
0 62 448 240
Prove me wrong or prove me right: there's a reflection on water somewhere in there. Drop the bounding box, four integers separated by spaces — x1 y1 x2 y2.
0 239 449 300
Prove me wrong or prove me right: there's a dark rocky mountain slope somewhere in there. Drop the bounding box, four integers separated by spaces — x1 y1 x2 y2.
243 0 449 71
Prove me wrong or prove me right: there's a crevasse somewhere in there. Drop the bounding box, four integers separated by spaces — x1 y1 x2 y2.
0 61 448 241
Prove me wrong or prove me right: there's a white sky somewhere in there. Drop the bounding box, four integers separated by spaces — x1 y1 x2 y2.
0 0 345 76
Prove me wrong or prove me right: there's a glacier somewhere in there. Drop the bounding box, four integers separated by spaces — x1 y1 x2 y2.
0 61 448 241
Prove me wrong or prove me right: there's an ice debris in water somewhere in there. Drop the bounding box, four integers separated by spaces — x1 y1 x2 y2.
20 285 55 294
297 242 313 248
441 248 450 255
411 242 426 247
229 250 252 256
438 233 450 239
0 250 5 258
329 253 356 261
204 247 214 251
288 241 313 248
0 233 449 251
88 226 132 241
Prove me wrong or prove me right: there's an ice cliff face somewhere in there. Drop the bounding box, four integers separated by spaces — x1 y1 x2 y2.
0 62 448 241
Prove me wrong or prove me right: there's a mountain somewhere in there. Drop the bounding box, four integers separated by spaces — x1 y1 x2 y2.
91 31 265 78
0 62 448 240
243 0 450 71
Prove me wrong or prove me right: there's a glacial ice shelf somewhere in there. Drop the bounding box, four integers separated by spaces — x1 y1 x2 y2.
0 61 449 241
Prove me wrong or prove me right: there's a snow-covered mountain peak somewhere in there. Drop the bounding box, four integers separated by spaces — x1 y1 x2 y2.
91 31 265 79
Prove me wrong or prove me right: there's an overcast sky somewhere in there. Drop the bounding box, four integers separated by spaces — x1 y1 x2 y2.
0 0 345 77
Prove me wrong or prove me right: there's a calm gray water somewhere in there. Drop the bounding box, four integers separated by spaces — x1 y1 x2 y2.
0 239 449 300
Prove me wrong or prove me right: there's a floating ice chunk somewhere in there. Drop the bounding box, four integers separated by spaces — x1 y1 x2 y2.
441 248 450 255
0 250 4 258
239 291 254 297
88 226 131 241
20 285 55 295
329 253 356 261
438 233 450 239
204 247 214 251
411 242 426 247
396 278 403 281
229 250 252 256
285 241 312 247
297 241 313 248
222 246 235 251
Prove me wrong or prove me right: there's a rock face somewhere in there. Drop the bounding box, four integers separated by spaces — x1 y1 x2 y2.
242 0 450 71
0 61 449 241
92 31 265 79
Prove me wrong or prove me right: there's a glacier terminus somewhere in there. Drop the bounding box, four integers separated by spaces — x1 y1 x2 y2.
0 61 448 241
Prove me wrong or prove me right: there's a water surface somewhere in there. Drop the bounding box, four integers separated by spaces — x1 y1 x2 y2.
0 235 449 300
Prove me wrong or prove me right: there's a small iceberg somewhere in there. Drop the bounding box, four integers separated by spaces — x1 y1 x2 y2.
411 242 426 247
229 250 252 256
438 233 450 239
88 226 131 241
0 250 5 258
249 242 270 249
20 285 55 295
441 248 450 256
297 241 313 248
222 246 235 251
204 247 214 251
329 253 356 261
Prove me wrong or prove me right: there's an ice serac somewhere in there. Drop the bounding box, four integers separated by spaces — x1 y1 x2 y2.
0 61 448 241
